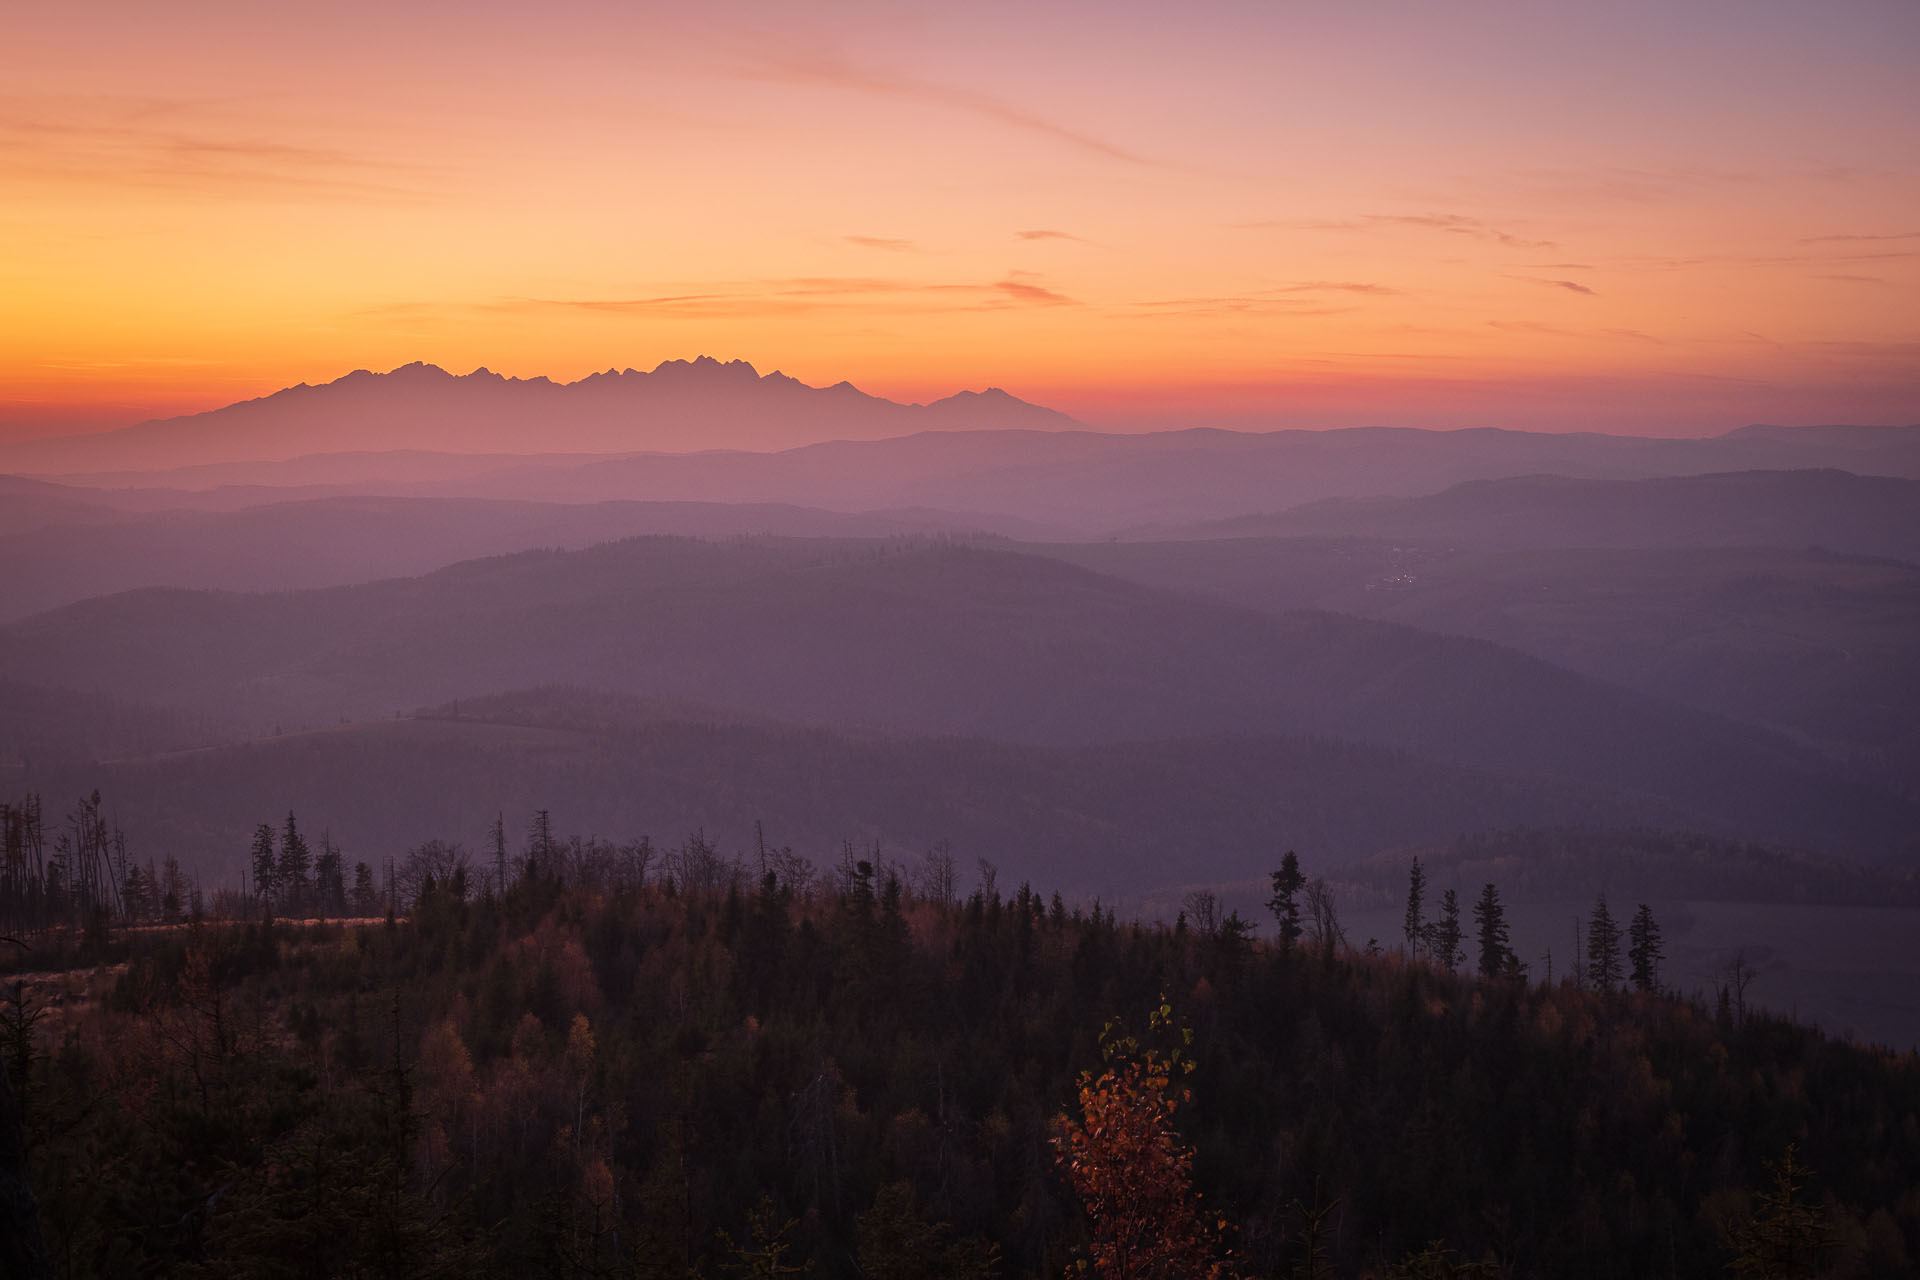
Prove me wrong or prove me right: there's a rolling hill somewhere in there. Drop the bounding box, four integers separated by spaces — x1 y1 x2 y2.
1039 539 1920 784
1128 469 1920 561
9 688 1710 898
0 538 1909 859
0 495 1049 621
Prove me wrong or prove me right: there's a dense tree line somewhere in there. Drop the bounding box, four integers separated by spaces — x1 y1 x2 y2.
0 818 1914 1278
0 791 152 937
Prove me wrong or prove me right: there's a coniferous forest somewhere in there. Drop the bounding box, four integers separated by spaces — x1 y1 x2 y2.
12 1 1920 1274
1 814 1914 1279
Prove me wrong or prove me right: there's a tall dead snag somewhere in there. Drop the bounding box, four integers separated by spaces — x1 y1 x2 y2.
1051 999 1234 1280
0 938 51 1280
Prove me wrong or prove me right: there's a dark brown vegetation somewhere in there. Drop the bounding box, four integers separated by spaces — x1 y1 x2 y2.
1 824 1915 1279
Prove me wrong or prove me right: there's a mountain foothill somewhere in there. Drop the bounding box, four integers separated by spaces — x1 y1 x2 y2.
4 359 1919 1037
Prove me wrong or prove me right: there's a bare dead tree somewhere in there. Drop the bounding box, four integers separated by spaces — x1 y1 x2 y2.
1181 888 1221 936
1723 949 1758 1025
0 936 51 1279
1305 876 1346 961
918 841 957 906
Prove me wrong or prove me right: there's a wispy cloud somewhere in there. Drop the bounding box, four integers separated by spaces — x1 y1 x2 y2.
462 272 1078 320
1479 166 1760 207
1245 212 1555 250
1489 320 1575 336
844 235 917 252
1118 279 1397 319
1274 281 1401 296
483 294 733 314
0 97 431 201
1798 231 1920 244
994 279 1074 305
1509 275 1596 296
732 54 1160 167
1016 229 1092 244
1627 249 1917 271
1366 214 1556 250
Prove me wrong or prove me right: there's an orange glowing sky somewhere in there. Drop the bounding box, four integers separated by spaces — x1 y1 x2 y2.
4 0 1917 439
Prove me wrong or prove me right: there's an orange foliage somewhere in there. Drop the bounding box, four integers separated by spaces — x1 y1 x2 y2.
1051 1002 1236 1280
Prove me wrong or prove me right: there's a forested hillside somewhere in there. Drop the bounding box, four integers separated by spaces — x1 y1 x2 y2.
6 691 1713 898
4 847 1914 1278
3 541 1909 859
1042 539 1920 787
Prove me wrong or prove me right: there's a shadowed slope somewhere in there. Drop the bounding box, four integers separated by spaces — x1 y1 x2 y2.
0 495 1051 621
1134 469 1920 561
1039 539 1920 781
0 539 1909 858
23 687 1704 897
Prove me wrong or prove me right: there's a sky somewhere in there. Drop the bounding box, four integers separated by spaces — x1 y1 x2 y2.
4 0 1917 439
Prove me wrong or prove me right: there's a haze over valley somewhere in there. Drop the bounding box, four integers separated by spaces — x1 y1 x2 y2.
5 362 1918 1047
8 3 1920 1273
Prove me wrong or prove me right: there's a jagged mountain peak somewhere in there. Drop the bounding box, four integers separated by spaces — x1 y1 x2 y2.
1 358 1082 472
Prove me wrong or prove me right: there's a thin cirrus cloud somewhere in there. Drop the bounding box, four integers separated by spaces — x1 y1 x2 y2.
1124 296 1359 320
1512 276 1597 296
993 279 1074 305
469 273 1077 319
730 52 1161 167
1257 213 1556 251
0 99 430 201
1128 281 1398 311
1366 214 1554 249
1275 281 1402 296
1490 322 1661 344
1797 231 1920 244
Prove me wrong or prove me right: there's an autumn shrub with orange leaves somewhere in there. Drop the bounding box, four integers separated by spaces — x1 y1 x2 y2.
1051 999 1238 1280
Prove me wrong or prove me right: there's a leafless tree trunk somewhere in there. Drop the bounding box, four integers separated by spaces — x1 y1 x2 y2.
1305 877 1345 961
1724 949 1757 1024
0 939 50 1280
1181 889 1220 936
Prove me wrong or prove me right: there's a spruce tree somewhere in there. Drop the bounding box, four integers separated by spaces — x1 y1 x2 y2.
527 809 553 878
1628 903 1664 993
250 824 277 910
278 811 312 914
490 813 508 897
1266 850 1305 951
314 832 346 916
1427 887 1463 974
351 861 377 916
1586 895 1623 993
1472 883 1510 980
1403 857 1426 960
1723 1145 1834 1277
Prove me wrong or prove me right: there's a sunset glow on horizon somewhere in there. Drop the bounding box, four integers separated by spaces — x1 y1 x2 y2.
5 0 1917 440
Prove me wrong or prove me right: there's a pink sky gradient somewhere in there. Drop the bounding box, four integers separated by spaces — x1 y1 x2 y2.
3 0 1916 441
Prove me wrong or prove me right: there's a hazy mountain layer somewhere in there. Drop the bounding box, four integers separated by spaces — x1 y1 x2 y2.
7 362 1916 535
11 687 1708 897
386 425 1920 533
0 679 220 764
0 496 1052 621
0 358 1080 470
0 539 1909 858
1132 468 1920 560
1044 539 1920 782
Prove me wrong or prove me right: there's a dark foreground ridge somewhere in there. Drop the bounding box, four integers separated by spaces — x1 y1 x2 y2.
3 830 1914 1278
